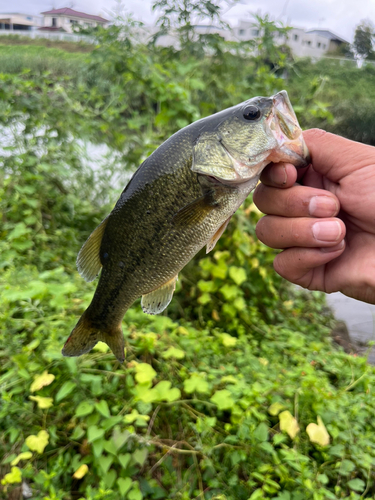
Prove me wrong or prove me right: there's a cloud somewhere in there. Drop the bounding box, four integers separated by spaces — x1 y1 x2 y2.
4 0 375 41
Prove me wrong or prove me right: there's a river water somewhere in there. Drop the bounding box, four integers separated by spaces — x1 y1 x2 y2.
326 292 375 364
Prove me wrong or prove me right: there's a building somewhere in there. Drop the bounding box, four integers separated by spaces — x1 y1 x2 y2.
40 7 108 33
231 21 348 58
287 28 348 58
0 13 41 30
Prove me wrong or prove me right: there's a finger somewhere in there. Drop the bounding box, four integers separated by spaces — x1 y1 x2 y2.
256 216 346 249
253 184 339 218
303 129 375 182
273 243 346 290
297 164 325 189
260 162 298 188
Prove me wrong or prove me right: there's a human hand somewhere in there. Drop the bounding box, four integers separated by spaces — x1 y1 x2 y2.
253 129 375 304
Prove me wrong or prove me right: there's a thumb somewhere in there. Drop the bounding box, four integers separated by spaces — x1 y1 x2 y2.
303 129 375 183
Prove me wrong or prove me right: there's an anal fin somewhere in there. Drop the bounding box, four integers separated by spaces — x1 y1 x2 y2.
141 275 178 315
77 216 109 282
206 216 232 253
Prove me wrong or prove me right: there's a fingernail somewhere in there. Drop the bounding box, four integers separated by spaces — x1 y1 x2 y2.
312 221 341 242
270 165 287 185
309 196 338 217
321 240 345 253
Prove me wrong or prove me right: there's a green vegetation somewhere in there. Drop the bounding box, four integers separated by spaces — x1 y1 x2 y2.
2 11 375 500
0 34 93 52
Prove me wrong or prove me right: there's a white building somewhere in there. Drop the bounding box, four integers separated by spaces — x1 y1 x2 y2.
40 7 108 33
287 28 348 58
231 21 348 58
0 13 41 30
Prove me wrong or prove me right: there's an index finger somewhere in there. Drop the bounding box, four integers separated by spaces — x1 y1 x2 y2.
303 129 375 182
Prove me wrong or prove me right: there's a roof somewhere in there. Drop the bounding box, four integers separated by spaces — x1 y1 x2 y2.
305 29 348 44
40 8 108 23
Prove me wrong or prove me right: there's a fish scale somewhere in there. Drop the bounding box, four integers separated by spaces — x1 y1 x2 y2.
63 90 310 362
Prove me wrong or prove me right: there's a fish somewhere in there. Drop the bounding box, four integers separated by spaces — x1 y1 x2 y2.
62 90 310 362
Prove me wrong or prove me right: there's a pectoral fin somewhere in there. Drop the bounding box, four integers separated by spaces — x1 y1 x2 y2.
77 217 109 282
206 216 232 253
172 191 219 227
141 275 178 315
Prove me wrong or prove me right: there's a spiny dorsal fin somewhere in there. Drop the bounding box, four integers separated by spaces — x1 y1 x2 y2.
141 275 178 315
172 192 219 227
76 217 109 282
206 216 232 254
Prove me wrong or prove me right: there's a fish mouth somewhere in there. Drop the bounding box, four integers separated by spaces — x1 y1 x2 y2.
268 91 311 168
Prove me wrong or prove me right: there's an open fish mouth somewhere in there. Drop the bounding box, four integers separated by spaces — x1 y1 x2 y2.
268 90 311 167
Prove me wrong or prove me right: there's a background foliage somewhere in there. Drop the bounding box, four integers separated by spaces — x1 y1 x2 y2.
2 8 375 500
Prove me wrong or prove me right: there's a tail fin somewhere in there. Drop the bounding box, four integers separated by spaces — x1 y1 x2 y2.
62 311 125 363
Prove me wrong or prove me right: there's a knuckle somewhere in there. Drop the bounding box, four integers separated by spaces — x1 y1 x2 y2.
285 190 301 215
303 128 327 141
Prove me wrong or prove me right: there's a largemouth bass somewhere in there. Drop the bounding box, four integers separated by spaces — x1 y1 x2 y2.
63 90 310 362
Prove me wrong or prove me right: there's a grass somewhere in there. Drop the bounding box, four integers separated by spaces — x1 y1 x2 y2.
0 34 93 52
0 43 88 76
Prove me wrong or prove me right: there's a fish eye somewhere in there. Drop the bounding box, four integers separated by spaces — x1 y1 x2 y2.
243 105 261 121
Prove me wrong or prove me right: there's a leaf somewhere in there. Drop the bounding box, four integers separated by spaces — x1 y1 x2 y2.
248 488 264 499
87 425 105 443
73 464 89 479
154 380 180 401
103 470 117 488
128 486 143 500
95 400 110 418
112 429 130 450
184 374 210 394
92 438 104 458
1 466 22 485
135 363 156 384
103 439 118 455
132 448 148 466
220 284 240 300
210 389 234 410
55 381 76 402
25 430 49 454
118 453 131 468
138 381 181 403
30 371 55 392
340 459 355 475
306 416 330 446
10 452 32 466
221 333 237 347
254 422 269 442
268 402 285 416
99 455 113 474
347 478 365 492
229 266 247 285
29 395 53 409
162 346 185 359
279 411 300 439
118 477 132 496
75 401 95 417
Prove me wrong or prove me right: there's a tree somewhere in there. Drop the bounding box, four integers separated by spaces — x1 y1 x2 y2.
151 0 234 52
251 14 292 72
353 20 374 59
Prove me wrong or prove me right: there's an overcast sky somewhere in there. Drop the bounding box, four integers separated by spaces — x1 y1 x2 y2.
3 0 375 42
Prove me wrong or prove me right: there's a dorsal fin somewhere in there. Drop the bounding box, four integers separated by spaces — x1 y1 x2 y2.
76 217 109 282
141 275 178 315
